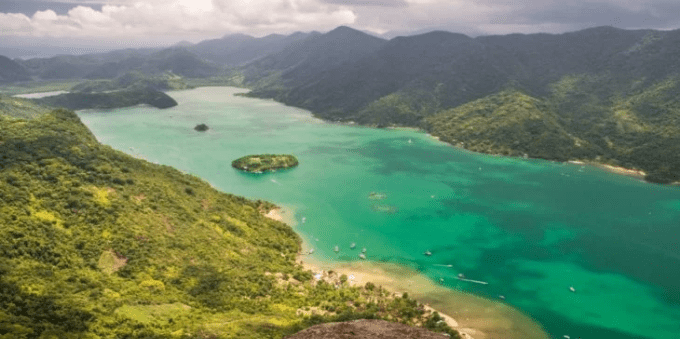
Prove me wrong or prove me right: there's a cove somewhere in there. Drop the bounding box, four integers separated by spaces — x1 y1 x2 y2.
78 87 680 339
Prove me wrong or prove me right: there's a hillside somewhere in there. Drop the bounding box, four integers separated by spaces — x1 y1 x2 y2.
244 26 386 95
0 104 459 338
243 26 680 183
35 89 178 110
0 56 31 83
71 71 191 93
189 32 312 66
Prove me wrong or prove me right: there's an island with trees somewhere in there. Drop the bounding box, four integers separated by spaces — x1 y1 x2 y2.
232 154 299 173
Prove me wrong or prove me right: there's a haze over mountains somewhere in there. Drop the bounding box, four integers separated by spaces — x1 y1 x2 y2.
2 25 679 183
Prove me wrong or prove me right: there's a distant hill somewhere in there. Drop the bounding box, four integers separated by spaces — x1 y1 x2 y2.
0 55 31 83
36 88 178 110
188 32 312 66
243 26 680 183
244 26 386 93
71 71 191 93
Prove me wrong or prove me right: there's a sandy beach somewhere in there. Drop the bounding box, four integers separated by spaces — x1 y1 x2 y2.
262 206 549 339
568 159 647 179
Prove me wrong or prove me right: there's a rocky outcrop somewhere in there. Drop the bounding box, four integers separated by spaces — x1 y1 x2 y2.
285 319 450 339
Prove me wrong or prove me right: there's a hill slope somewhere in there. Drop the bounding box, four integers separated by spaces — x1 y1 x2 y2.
0 55 31 83
0 105 459 338
36 89 178 110
243 26 680 183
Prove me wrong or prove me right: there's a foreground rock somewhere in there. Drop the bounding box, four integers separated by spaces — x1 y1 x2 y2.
285 319 451 339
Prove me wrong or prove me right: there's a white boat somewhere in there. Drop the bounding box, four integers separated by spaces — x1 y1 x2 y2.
333 245 340 253
361 247 367 253
308 248 314 254
359 253 366 260
350 242 356 249
408 139 412 144
424 250 432 256
569 286 576 292
302 217 306 223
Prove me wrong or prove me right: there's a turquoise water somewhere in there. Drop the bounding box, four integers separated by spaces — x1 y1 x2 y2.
78 87 680 339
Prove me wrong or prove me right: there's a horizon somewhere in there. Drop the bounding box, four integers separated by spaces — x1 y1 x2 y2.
1 0 679 59
2 24 678 60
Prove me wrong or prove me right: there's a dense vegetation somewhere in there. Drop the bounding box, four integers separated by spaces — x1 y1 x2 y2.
232 155 299 173
0 101 458 338
71 72 191 93
0 56 31 84
3 26 679 183
241 27 680 184
35 89 178 110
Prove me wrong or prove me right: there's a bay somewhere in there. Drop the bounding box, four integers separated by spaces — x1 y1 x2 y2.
78 87 680 339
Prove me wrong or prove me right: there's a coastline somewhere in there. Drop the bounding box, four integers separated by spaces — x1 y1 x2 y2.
263 207 550 339
425 130 657 183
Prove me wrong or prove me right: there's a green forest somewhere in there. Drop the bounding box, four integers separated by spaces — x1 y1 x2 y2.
0 99 458 338
232 155 299 173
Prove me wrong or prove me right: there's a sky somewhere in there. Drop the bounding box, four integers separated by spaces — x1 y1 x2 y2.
1 0 680 58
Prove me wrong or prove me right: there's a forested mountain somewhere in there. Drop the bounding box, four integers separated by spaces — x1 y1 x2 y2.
0 55 31 83
243 26 680 183
243 26 386 92
8 32 313 82
0 101 459 338
188 32 312 66
3 25 680 183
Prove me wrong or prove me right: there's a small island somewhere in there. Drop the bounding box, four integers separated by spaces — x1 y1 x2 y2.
194 123 209 132
232 154 299 173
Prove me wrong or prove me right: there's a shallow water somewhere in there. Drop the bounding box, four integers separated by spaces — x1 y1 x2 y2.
78 87 680 339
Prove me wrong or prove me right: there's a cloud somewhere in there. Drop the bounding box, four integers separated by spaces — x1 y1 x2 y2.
320 0 409 7
1 0 679 46
0 0 357 40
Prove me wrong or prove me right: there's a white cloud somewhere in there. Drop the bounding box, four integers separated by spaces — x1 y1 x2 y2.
1 0 679 45
0 0 357 39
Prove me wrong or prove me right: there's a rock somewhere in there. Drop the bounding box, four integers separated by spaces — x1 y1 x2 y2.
285 319 452 339
194 123 209 132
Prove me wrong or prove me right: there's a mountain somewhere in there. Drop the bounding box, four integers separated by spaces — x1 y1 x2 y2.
242 26 680 183
0 55 32 83
188 32 312 66
71 71 191 93
14 47 220 80
244 26 387 93
84 48 222 79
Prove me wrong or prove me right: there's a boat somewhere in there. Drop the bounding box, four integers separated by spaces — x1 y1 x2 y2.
333 245 340 253
423 250 432 256
361 247 367 253
302 217 306 223
359 253 366 260
308 248 314 254
569 286 576 292
408 139 412 144
350 242 356 249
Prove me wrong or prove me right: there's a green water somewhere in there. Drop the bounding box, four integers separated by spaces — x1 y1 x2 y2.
78 87 680 339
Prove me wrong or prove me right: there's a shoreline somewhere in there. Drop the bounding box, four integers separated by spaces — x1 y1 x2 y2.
262 207 550 339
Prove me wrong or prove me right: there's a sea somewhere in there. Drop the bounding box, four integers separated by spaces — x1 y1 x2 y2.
77 86 680 339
